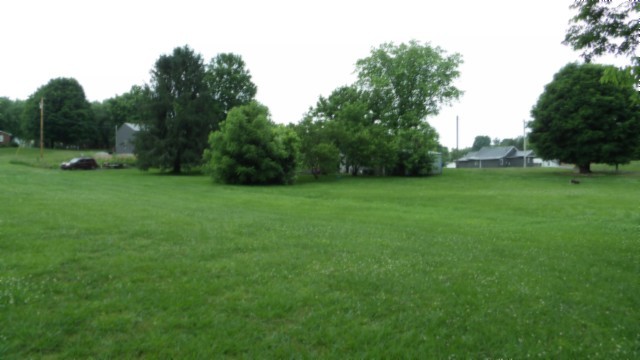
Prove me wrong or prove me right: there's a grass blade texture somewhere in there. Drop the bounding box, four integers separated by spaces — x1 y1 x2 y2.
1 148 639 358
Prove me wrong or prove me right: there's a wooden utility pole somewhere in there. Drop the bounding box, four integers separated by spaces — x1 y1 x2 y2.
40 97 44 160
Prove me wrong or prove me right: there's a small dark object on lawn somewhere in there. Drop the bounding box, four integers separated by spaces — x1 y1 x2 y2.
103 162 125 169
571 179 580 184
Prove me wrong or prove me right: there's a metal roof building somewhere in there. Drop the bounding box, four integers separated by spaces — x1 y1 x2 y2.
455 146 536 168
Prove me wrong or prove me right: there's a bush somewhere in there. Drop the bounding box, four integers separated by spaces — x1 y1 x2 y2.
205 102 300 185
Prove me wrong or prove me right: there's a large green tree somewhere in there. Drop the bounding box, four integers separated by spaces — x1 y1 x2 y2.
471 135 491 151
530 63 640 173
295 116 340 178
0 97 24 139
206 53 257 129
450 147 471 163
309 86 397 175
393 123 439 176
205 101 299 185
106 86 147 127
135 46 212 173
99 85 147 150
297 41 461 177
499 136 525 150
355 40 463 131
22 78 93 148
90 101 110 149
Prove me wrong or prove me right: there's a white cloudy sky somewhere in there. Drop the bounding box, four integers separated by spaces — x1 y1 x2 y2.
0 0 630 148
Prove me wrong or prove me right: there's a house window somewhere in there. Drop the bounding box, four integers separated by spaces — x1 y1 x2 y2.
0 135 4 142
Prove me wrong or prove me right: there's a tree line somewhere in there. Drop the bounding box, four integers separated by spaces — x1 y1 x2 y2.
0 48 256 153
3 0 640 179
1 81 142 149
0 41 463 184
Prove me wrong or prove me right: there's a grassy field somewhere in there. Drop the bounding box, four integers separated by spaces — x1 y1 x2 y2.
1 148 639 358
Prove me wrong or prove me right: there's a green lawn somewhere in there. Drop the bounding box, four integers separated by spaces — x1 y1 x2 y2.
1 148 639 358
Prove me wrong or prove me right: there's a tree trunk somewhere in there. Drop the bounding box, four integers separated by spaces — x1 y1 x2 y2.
173 156 181 174
578 163 591 174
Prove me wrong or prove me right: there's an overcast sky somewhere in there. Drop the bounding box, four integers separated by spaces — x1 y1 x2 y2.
0 0 630 148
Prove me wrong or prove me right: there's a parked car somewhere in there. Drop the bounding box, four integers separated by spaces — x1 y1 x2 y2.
60 157 99 170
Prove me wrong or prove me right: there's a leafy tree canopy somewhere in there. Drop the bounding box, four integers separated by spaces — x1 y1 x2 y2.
295 116 340 178
91 85 148 150
90 101 111 149
0 97 24 138
565 0 640 87
393 123 439 176
105 85 147 128
206 53 257 128
498 136 525 150
298 40 462 178
23 77 93 148
307 85 398 175
356 40 463 131
530 62 640 173
471 135 491 151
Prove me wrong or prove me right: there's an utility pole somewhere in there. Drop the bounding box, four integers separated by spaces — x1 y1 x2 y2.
40 97 44 160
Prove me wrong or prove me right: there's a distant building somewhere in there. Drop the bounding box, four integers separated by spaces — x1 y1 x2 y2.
455 146 536 168
0 130 12 146
534 159 561 168
115 123 140 154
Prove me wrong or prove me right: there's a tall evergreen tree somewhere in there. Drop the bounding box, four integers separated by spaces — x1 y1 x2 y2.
135 46 212 173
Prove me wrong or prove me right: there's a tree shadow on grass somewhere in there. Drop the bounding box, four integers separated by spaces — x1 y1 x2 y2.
140 168 205 177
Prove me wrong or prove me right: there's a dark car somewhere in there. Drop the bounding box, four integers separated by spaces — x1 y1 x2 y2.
60 157 99 170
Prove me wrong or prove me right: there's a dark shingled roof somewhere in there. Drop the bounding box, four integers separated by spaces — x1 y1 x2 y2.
510 150 535 158
458 146 516 161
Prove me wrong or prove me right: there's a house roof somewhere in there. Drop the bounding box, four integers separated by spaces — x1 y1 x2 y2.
123 123 141 131
510 150 535 158
458 146 516 161
457 146 536 162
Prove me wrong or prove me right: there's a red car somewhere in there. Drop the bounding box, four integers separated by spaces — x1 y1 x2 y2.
60 157 99 170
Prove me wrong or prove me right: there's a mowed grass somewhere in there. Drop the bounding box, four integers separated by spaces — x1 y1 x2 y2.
1 148 639 358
